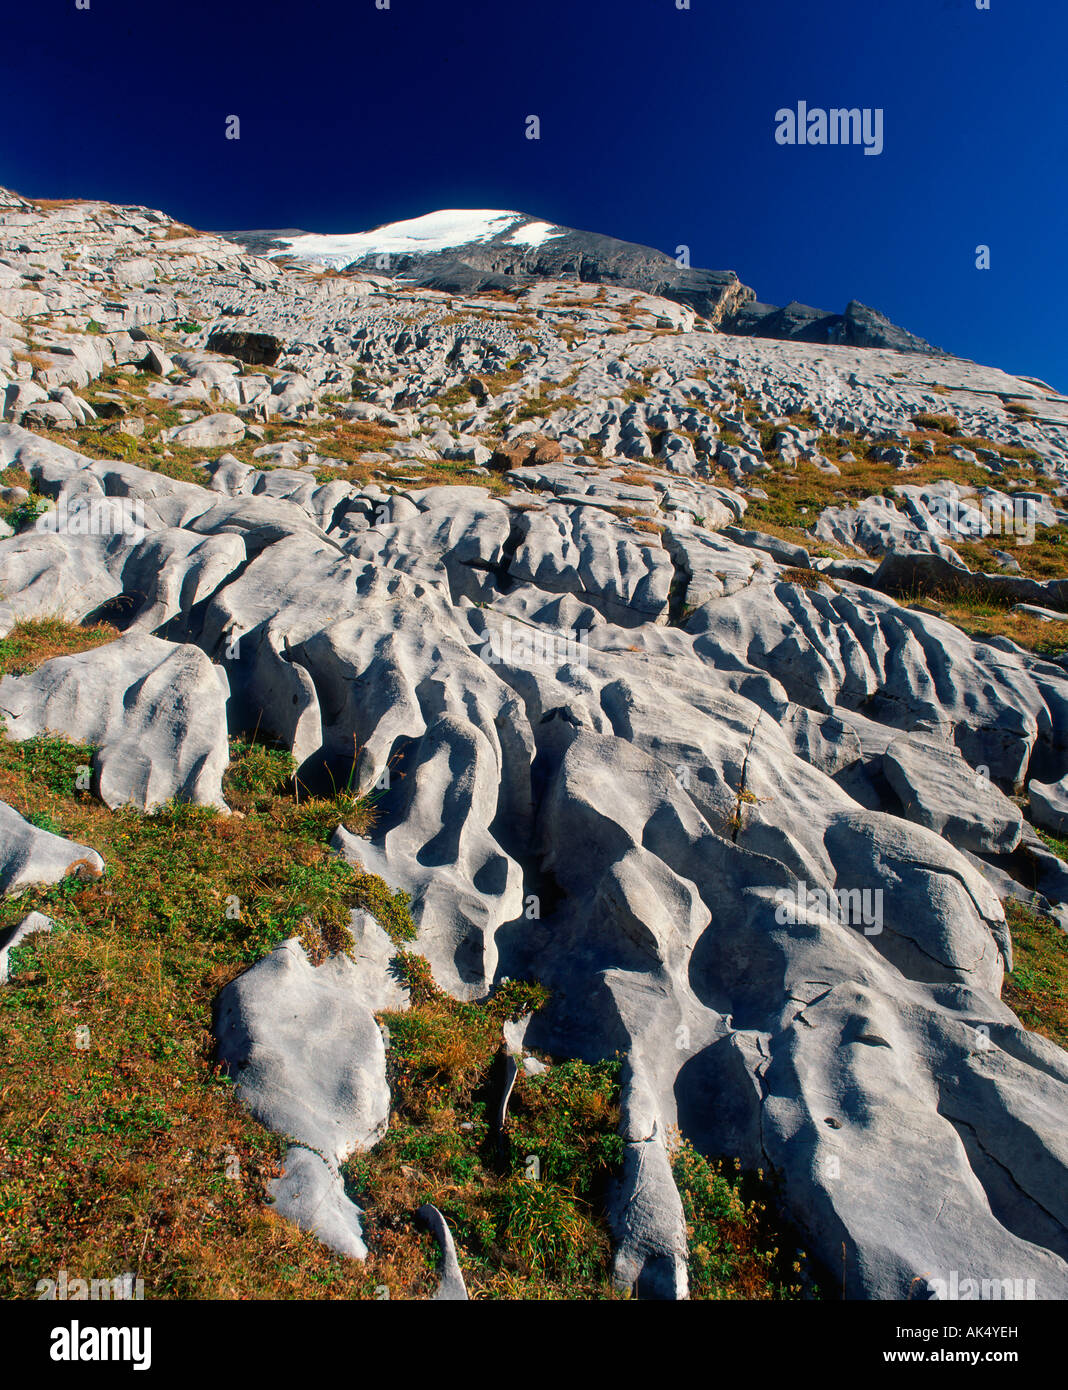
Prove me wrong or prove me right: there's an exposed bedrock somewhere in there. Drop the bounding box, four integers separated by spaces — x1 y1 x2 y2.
2 186 1068 1297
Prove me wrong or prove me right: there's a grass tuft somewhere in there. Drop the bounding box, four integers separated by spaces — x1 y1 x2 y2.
1003 901 1068 1048
0 618 118 676
0 716 416 1298
671 1141 808 1299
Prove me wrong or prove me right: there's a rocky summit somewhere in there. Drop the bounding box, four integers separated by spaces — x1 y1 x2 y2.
232 207 941 354
1 184 1067 1303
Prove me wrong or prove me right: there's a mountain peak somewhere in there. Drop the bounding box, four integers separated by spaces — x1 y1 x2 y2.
230 208 938 353
273 209 568 267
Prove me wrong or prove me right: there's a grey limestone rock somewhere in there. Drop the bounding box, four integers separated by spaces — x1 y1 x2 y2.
4 186 1068 1299
0 802 104 896
215 936 396 1166
0 910 52 983
0 633 230 811
266 1146 370 1261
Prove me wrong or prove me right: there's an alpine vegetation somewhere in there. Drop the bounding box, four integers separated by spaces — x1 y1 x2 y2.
0 184 1066 1306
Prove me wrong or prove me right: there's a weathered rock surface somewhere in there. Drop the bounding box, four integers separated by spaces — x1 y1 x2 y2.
0 634 230 811
1029 777 1068 838
215 933 398 1165
266 1145 370 1261
882 738 1024 854
0 802 104 896
163 412 245 448
417 1203 470 1301
1 185 1067 1300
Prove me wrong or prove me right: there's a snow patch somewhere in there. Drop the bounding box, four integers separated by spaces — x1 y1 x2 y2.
272 209 560 267
504 220 565 249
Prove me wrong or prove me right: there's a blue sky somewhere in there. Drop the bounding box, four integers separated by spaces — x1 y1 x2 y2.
4 0 1066 386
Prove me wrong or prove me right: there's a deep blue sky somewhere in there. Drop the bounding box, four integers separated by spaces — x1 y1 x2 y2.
4 0 1066 387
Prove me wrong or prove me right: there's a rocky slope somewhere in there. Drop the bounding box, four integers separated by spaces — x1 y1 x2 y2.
1 184 1067 1300
231 208 940 353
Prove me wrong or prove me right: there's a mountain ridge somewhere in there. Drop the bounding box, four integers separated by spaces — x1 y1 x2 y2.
227 208 942 357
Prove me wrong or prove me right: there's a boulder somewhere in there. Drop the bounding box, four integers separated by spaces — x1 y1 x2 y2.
215 936 393 1166
0 634 230 811
417 1204 469 1301
883 737 1024 854
163 412 245 448
1029 777 1068 839
0 802 103 895
266 1146 369 1260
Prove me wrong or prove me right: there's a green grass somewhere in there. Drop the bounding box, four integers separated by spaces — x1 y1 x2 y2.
912 412 958 434
904 591 1068 657
515 391 580 422
0 629 416 1298
0 617 119 677
505 1059 624 1190
955 523 1068 585
0 621 808 1300
1003 901 1068 1049
345 971 630 1297
0 728 399 963
672 1143 808 1299
0 465 46 530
